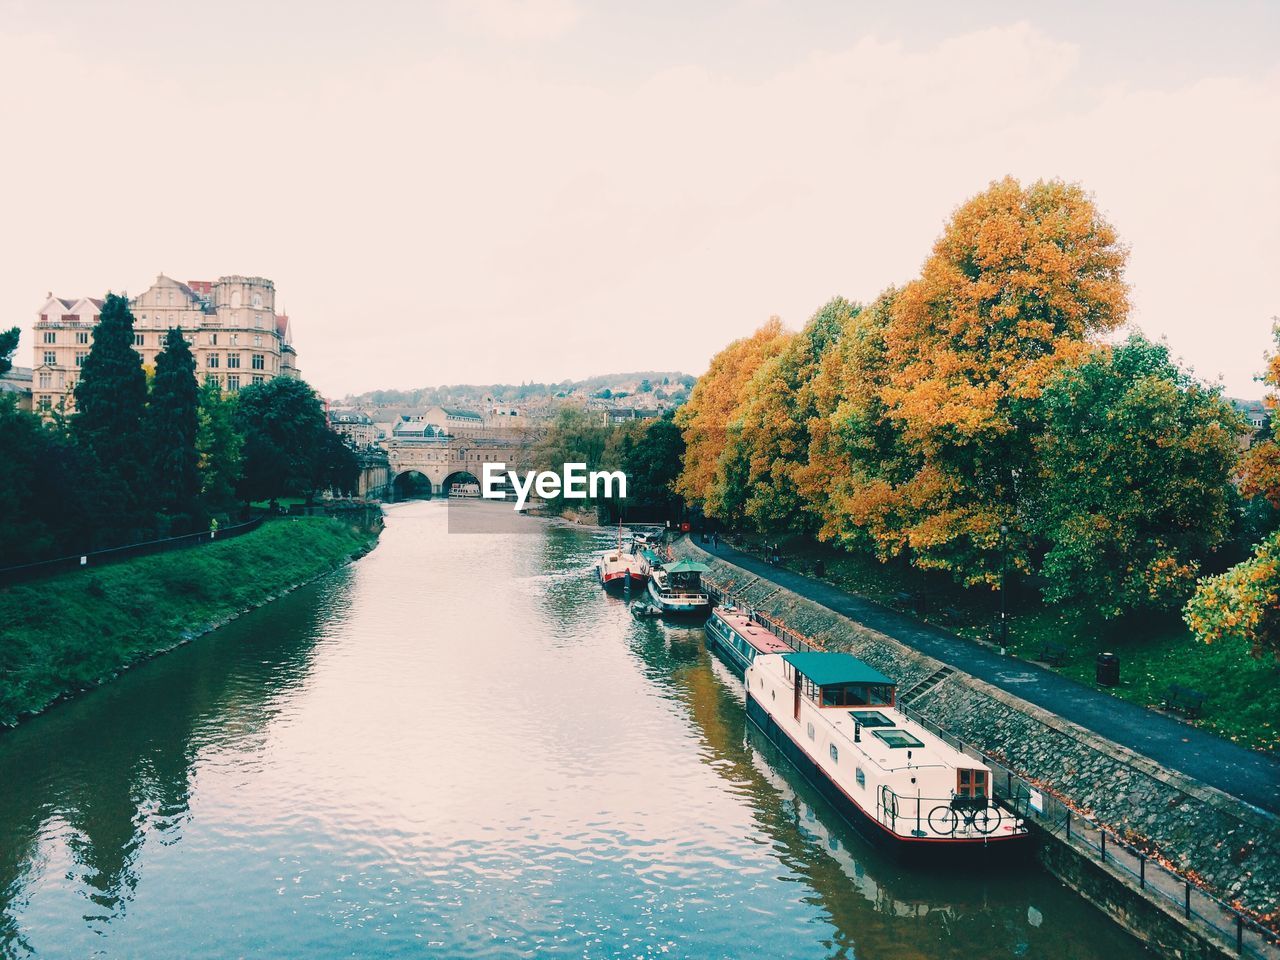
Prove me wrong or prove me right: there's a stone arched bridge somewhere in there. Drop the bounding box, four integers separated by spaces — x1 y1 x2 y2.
385 433 530 500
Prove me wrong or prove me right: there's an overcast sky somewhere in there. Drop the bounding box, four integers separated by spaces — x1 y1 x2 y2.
2 0 1277 399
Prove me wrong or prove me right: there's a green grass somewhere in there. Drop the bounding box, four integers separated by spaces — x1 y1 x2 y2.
0 517 378 725
731 536 1280 753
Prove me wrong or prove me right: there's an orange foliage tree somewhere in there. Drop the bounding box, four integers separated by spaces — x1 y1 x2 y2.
674 318 793 518
879 177 1129 586
1239 320 1280 509
727 298 860 534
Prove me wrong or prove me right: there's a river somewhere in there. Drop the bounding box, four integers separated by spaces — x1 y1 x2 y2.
0 500 1149 959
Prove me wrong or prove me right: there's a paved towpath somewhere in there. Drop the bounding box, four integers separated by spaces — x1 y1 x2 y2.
694 539 1280 816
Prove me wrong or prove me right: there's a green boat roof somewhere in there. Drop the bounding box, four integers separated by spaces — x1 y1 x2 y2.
664 558 709 575
783 652 894 687
640 548 663 565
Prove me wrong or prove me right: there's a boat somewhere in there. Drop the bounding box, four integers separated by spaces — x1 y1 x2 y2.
646 557 711 616
705 606 793 674
744 650 1029 854
596 527 647 592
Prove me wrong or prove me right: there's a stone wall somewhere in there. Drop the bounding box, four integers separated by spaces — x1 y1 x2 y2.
674 540 1280 922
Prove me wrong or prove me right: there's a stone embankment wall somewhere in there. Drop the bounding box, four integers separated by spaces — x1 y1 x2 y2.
673 540 1280 923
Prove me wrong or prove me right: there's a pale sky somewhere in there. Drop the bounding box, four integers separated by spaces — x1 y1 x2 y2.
2 0 1277 399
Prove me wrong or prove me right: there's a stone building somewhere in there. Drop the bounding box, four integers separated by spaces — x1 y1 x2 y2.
0 366 33 411
30 275 300 416
329 409 377 448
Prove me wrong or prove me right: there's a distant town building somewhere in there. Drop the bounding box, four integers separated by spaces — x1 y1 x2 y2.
31 275 300 417
421 405 486 437
0 365 33 412
330 409 377 448
392 416 449 439
601 407 661 426
1231 398 1271 449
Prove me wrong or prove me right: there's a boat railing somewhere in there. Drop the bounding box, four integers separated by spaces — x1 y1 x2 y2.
876 784 1023 839
704 580 821 654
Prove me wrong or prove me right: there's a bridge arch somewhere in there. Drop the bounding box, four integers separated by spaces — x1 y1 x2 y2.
442 470 481 498
392 470 434 502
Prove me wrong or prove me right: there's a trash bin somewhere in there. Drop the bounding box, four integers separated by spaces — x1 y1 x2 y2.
814 559 826 578
1096 652 1120 687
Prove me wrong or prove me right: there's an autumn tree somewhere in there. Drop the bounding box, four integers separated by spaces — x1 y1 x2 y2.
729 298 859 535
796 290 919 557
1186 320 1280 660
1031 335 1242 617
880 177 1129 586
1185 531 1280 661
1239 319 1280 509
675 317 792 519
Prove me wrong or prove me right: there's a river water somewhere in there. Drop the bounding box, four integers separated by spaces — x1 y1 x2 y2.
0 500 1149 959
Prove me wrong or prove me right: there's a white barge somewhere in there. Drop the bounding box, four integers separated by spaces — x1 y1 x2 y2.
745 650 1029 854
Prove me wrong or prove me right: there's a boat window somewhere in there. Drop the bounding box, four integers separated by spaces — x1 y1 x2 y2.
855 768 866 789
807 722 815 741
847 710 894 728
871 729 925 749
957 768 989 798
829 744 839 763
820 683 896 707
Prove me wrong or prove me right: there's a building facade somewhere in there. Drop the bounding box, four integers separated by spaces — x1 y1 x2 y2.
31 274 300 416
329 409 377 448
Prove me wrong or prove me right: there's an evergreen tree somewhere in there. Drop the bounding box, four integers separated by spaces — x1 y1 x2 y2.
0 326 19 376
147 328 202 532
196 380 244 517
73 293 150 544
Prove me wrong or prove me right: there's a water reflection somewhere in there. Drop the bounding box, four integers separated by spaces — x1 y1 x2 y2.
0 573 341 954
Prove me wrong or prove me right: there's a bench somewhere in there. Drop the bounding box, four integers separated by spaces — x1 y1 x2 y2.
1164 684 1207 718
1038 641 1069 666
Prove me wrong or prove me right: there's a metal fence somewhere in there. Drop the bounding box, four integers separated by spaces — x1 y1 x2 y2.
702 574 1279 959
0 516 267 587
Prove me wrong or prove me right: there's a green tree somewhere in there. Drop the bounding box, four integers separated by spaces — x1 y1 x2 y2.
0 396 91 564
0 326 18 377
620 412 685 521
196 380 244 517
73 293 150 544
233 377 338 506
1031 335 1242 617
312 429 360 498
147 328 202 531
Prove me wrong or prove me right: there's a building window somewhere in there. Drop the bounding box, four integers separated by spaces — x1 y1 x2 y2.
207 354 220 368
134 333 145 347
251 353 264 370
205 374 219 387
227 353 241 369
252 293 263 309
42 331 56 344
226 375 240 392
252 375 264 385
230 333 239 346
209 333 218 345
38 372 51 388
77 331 89 345
254 314 263 328
42 351 55 365
253 334 262 346
75 351 88 367
829 744 839 763
37 396 51 411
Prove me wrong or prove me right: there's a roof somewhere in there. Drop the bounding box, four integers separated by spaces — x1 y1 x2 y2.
440 406 483 420
664 558 708 575
782 652 894 687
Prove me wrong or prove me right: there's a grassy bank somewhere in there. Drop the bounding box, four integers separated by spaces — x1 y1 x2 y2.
0 516 379 726
728 537 1279 753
